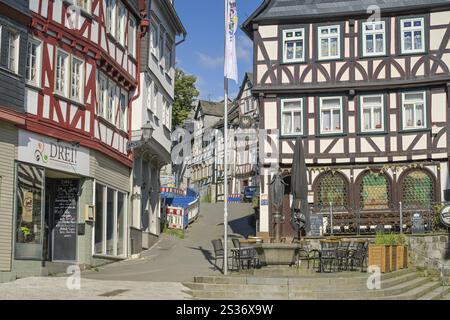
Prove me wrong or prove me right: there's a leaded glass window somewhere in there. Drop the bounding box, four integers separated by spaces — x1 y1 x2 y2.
359 172 389 210
316 172 348 210
402 170 434 209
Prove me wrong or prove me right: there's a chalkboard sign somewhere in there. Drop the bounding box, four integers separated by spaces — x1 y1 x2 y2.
411 213 425 234
52 179 79 262
309 214 323 236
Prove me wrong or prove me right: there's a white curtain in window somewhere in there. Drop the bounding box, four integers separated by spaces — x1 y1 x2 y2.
293 111 302 133
333 110 340 130
322 110 331 131
283 113 292 134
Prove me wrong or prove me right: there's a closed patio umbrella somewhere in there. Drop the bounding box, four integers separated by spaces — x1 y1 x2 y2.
291 138 310 240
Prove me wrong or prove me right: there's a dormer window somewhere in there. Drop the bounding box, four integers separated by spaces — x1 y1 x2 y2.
400 18 425 54
318 25 340 60
362 21 386 57
283 28 305 63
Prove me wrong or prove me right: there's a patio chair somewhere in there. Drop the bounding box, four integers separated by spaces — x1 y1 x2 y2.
211 239 227 273
348 242 368 272
232 238 258 270
319 241 340 273
294 243 320 270
335 241 351 271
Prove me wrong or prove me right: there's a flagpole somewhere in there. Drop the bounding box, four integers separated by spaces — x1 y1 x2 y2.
223 0 229 276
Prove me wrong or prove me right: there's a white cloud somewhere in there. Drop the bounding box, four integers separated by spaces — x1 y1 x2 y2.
236 34 252 63
196 52 223 69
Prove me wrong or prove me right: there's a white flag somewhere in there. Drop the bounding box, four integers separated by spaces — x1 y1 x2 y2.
224 0 238 83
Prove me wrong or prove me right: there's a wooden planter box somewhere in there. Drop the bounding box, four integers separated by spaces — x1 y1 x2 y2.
389 245 398 272
368 244 391 273
396 246 408 269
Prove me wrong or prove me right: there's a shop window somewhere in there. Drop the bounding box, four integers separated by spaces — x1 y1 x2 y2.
315 171 348 210
94 184 127 257
15 163 45 259
401 169 434 209
359 171 390 210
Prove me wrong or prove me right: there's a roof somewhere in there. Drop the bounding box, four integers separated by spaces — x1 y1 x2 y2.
197 100 226 117
236 72 254 101
242 0 450 37
161 0 187 36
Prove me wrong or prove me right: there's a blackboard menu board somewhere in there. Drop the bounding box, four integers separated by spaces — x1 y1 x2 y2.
309 214 323 236
411 213 425 234
52 179 78 261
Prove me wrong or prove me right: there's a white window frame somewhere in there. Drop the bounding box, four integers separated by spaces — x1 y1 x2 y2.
319 96 343 134
149 22 158 57
106 0 116 38
70 56 84 102
97 73 108 118
128 16 137 57
400 17 425 54
162 96 167 127
116 1 126 46
282 28 305 63
107 81 116 123
154 84 159 117
318 25 341 60
119 90 127 131
145 76 153 112
281 98 304 136
362 21 386 57
360 94 385 132
159 28 165 63
165 39 173 72
26 37 42 85
6 29 19 74
74 0 91 14
55 49 69 96
402 91 427 130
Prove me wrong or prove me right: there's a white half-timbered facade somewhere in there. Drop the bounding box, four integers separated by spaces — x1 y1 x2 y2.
243 0 450 237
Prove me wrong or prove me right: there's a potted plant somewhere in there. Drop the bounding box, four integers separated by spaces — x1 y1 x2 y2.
368 232 392 273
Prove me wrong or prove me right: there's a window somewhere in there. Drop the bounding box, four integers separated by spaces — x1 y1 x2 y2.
149 23 158 56
162 97 167 126
400 18 425 54
320 97 343 134
71 57 83 101
315 171 348 210
26 39 41 84
154 85 159 116
244 99 251 113
128 16 137 57
76 0 91 13
94 184 127 257
360 95 384 132
159 29 164 62
362 21 386 56
98 73 107 117
165 39 173 71
359 171 390 209
107 82 116 123
145 76 153 112
318 25 340 60
401 170 434 209
116 2 126 45
283 28 305 63
119 91 127 131
106 0 116 37
281 98 303 136
55 50 69 95
5 29 19 73
402 91 426 130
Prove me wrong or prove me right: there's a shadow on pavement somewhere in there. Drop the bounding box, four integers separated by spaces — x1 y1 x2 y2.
229 213 256 239
185 246 216 270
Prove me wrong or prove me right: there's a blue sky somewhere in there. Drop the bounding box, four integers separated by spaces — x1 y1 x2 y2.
174 0 262 101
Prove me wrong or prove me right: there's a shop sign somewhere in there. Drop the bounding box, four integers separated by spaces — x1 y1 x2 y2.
18 130 90 176
440 205 450 228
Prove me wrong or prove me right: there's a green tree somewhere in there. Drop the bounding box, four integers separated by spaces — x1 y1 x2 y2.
173 68 199 127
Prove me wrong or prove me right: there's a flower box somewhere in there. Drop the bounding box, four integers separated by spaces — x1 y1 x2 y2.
368 244 391 273
396 245 408 269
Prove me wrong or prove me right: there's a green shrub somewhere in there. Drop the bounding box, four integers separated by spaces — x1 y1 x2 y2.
375 232 407 246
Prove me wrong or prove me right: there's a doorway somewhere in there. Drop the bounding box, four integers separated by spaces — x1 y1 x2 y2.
44 175 79 262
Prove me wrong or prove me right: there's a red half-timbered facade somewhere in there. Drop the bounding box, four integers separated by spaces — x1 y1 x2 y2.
26 0 141 167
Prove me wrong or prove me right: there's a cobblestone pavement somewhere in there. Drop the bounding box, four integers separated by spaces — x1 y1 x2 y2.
0 202 255 299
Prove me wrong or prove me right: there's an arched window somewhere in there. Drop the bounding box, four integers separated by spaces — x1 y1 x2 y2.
401 169 434 209
315 172 348 210
359 171 390 210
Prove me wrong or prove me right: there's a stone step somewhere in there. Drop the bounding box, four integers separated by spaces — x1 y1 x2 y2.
186 271 418 293
380 281 442 300
417 286 450 300
442 292 450 300
190 290 289 300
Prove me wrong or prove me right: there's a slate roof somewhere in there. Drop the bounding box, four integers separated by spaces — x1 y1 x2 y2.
243 0 450 37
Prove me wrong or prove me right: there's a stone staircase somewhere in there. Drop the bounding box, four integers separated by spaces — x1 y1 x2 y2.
183 267 449 300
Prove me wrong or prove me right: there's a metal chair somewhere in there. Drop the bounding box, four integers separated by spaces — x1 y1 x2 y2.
348 241 368 272
232 238 258 270
336 241 351 271
211 239 226 272
319 241 339 273
294 243 320 270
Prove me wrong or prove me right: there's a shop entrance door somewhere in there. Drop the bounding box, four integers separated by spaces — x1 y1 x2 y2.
45 178 79 262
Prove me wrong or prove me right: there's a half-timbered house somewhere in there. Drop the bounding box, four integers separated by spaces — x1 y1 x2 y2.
243 0 450 237
5 0 142 277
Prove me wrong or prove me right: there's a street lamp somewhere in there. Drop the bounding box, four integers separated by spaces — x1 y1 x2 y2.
141 122 154 143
